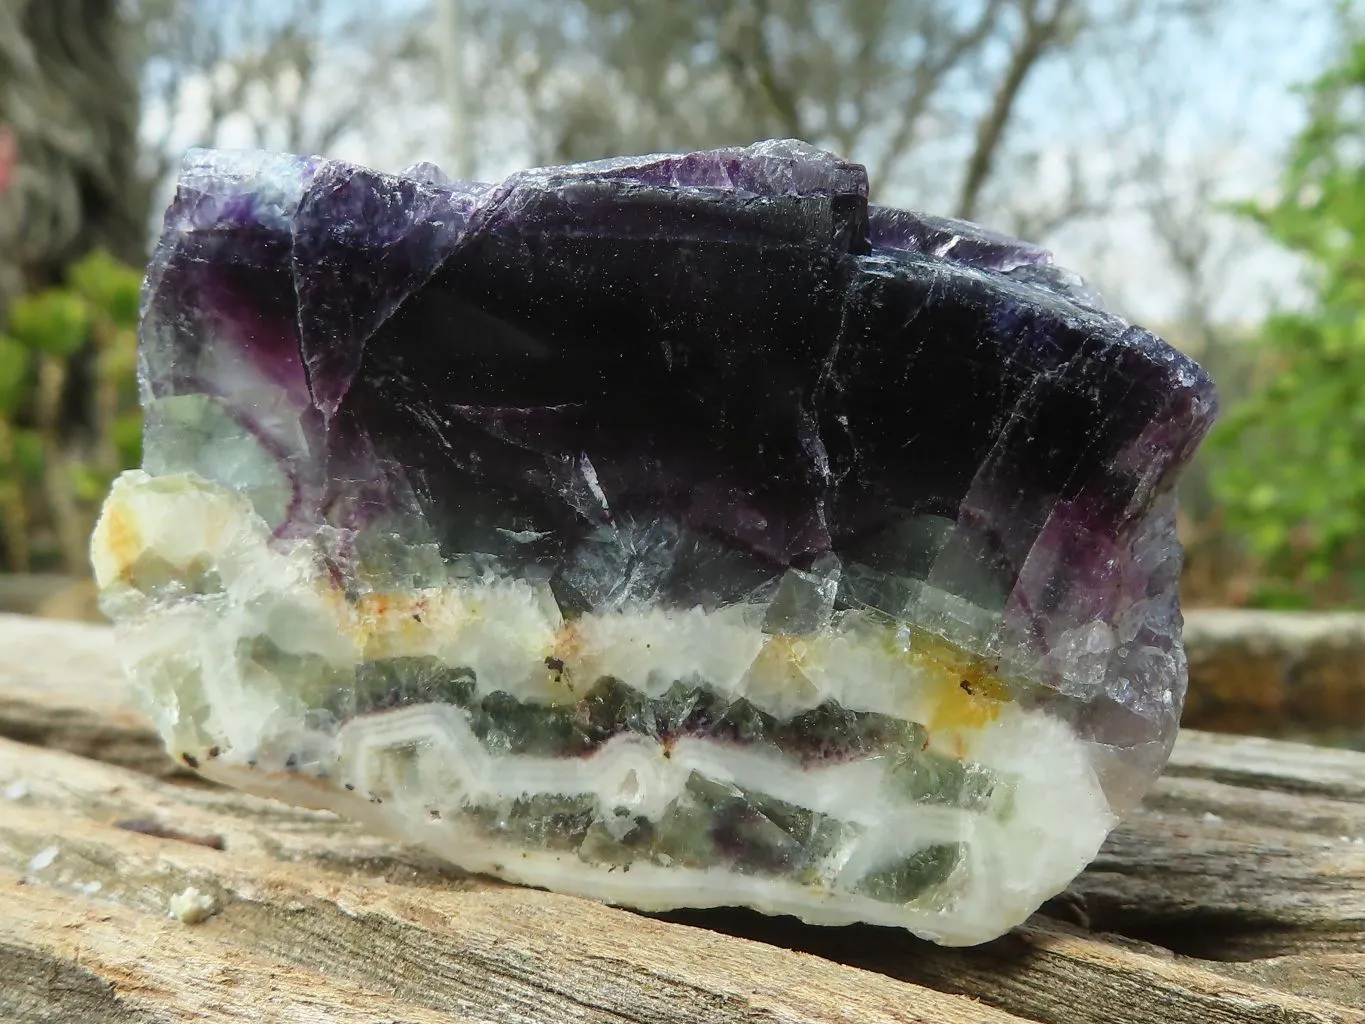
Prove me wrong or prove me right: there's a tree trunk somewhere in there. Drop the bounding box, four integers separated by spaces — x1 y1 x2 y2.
0 0 144 317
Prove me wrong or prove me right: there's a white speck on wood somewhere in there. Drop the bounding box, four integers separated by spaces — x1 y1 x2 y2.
169 885 216 924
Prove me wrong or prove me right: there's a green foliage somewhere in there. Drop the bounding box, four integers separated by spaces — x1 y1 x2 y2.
0 249 144 574
4 252 140 363
69 463 109 504
67 248 142 328
11 429 43 483
113 411 143 468
1211 30 1365 606
7 289 91 357
0 337 29 416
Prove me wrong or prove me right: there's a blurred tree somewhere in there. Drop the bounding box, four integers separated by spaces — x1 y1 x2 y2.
0 0 145 575
0 0 143 318
448 0 1301 415
1211 24 1365 607
0 0 425 576
0 251 141 573
466 0 1060 208
456 0 1243 224
128 0 426 215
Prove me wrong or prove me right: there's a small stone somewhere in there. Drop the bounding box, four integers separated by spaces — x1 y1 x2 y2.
168 885 217 924
92 139 1215 946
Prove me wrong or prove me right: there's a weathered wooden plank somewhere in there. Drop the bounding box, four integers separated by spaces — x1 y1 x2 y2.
1167 729 1365 802
1182 610 1365 741
0 612 197 782
3 612 1365 1022
1207 955 1365 1011
4 739 1364 1024
859 921 1365 1024
0 749 1031 1024
1073 777 1365 957
1 874 461 1024
0 738 448 881
4 614 1363 942
6 696 1362 961
655 905 1365 1023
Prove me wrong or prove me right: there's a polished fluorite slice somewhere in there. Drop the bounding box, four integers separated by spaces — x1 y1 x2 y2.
91 140 1216 946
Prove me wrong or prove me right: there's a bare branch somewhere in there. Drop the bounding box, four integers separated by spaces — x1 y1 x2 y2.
715 0 806 139
955 0 1076 220
869 0 1008 192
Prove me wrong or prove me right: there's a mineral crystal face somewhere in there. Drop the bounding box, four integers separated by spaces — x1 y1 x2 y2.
91 140 1217 946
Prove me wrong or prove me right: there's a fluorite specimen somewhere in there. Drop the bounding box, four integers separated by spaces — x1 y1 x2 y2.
92 140 1216 946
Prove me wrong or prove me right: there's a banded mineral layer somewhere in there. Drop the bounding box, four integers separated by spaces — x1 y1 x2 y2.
91 140 1217 946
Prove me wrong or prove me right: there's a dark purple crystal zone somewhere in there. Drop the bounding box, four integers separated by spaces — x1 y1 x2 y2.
139 144 1216 735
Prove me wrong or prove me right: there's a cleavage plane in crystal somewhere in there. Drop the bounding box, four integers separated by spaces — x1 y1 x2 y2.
91 139 1216 946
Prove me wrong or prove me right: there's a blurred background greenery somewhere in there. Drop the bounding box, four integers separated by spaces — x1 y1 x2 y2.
0 0 1361 612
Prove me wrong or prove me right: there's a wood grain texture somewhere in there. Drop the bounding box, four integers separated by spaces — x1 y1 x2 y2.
1 613 1363 1024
